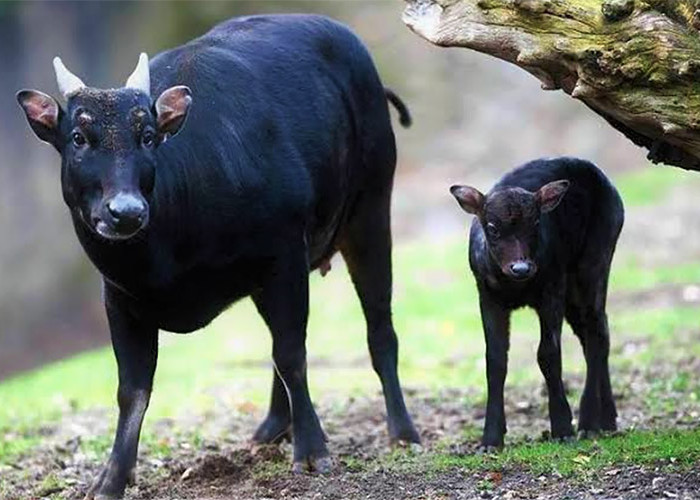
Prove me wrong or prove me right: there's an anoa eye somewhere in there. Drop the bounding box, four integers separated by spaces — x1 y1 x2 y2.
72 132 87 148
142 131 155 148
486 222 500 238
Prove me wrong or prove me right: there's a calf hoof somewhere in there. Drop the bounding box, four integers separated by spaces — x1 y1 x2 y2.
252 414 292 444
476 444 501 455
577 429 600 440
551 424 575 441
601 417 617 432
291 455 332 474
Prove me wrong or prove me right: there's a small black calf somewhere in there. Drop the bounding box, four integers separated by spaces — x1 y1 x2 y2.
451 157 624 448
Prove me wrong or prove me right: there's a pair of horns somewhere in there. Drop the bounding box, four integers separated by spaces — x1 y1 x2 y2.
53 52 151 98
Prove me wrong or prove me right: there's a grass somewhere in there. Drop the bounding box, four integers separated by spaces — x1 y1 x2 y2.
0 434 41 465
36 473 66 498
0 164 699 475
612 165 698 207
372 428 700 480
429 429 700 476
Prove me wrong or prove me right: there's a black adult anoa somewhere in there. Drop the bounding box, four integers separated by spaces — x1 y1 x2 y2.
450 157 624 450
17 14 419 499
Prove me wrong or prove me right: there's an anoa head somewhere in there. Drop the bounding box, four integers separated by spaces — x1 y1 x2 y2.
17 54 192 241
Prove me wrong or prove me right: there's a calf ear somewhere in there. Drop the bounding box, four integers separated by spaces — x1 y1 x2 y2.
538 180 570 213
450 185 485 215
16 90 61 146
155 85 192 139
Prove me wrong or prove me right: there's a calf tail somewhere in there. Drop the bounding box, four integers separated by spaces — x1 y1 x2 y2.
385 88 412 128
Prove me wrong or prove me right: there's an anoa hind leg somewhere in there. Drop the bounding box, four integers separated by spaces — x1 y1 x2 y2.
252 371 292 444
339 188 419 444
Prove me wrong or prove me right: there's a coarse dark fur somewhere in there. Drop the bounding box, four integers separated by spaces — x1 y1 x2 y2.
451 157 624 449
18 14 419 499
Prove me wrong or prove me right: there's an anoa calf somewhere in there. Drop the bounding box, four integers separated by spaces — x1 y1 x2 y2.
450 157 624 449
17 14 419 499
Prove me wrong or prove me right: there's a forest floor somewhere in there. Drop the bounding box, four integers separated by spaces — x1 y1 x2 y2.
1 166 700 499
3 362 700 500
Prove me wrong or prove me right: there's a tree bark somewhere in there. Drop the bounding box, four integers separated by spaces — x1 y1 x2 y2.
403 0 700 171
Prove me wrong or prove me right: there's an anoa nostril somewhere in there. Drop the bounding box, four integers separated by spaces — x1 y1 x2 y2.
107 200 121 220
510 262 530 276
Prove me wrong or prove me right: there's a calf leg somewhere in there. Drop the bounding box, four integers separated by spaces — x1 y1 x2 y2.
567 204 621 435
252 371 292 444
339 190 419 444
85 284 158 500
537 294 574 440
578 309 615 433
566 283 617 434
599 318 617 431
252 242 329 473
479 293 510 449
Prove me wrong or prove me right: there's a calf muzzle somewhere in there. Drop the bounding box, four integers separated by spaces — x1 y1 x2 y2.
506 260 537 281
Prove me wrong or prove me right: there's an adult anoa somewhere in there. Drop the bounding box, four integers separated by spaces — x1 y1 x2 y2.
18 14 419 499
450 157 624 449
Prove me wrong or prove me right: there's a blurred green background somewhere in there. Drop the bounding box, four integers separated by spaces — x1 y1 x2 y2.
1 1 699 441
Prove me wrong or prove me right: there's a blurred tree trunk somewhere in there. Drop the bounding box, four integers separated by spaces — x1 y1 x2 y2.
0 2 127 379
403 0 700 171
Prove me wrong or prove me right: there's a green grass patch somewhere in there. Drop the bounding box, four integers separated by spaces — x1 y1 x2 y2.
251 460 290 481
433 428 700 476
612 165 698 207
36 472 66 498
612 306 699 341
340 455 366 473
0 433 41 466
611 259 700 291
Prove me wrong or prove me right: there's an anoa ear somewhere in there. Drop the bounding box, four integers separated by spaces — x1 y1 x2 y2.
450 185 485 215
16 90 61 146
537 180 570 213
154 85 192 139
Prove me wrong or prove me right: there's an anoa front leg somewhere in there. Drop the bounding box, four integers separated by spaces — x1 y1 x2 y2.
85 283 158 500
479 291 511 450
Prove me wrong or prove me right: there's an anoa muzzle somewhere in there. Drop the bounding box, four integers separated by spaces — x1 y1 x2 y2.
17 53 192 241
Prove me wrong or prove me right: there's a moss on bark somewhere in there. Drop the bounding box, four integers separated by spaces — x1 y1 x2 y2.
403 0 700 170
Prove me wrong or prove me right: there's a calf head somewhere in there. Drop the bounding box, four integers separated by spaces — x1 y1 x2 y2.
450 180 570 281
17 54 192 241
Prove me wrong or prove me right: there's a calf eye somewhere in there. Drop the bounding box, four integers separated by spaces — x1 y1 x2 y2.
72 132 87 148
142 131 155 148
486 223 500 238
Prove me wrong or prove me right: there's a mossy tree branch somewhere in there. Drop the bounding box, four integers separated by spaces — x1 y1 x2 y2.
403 0 700 171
